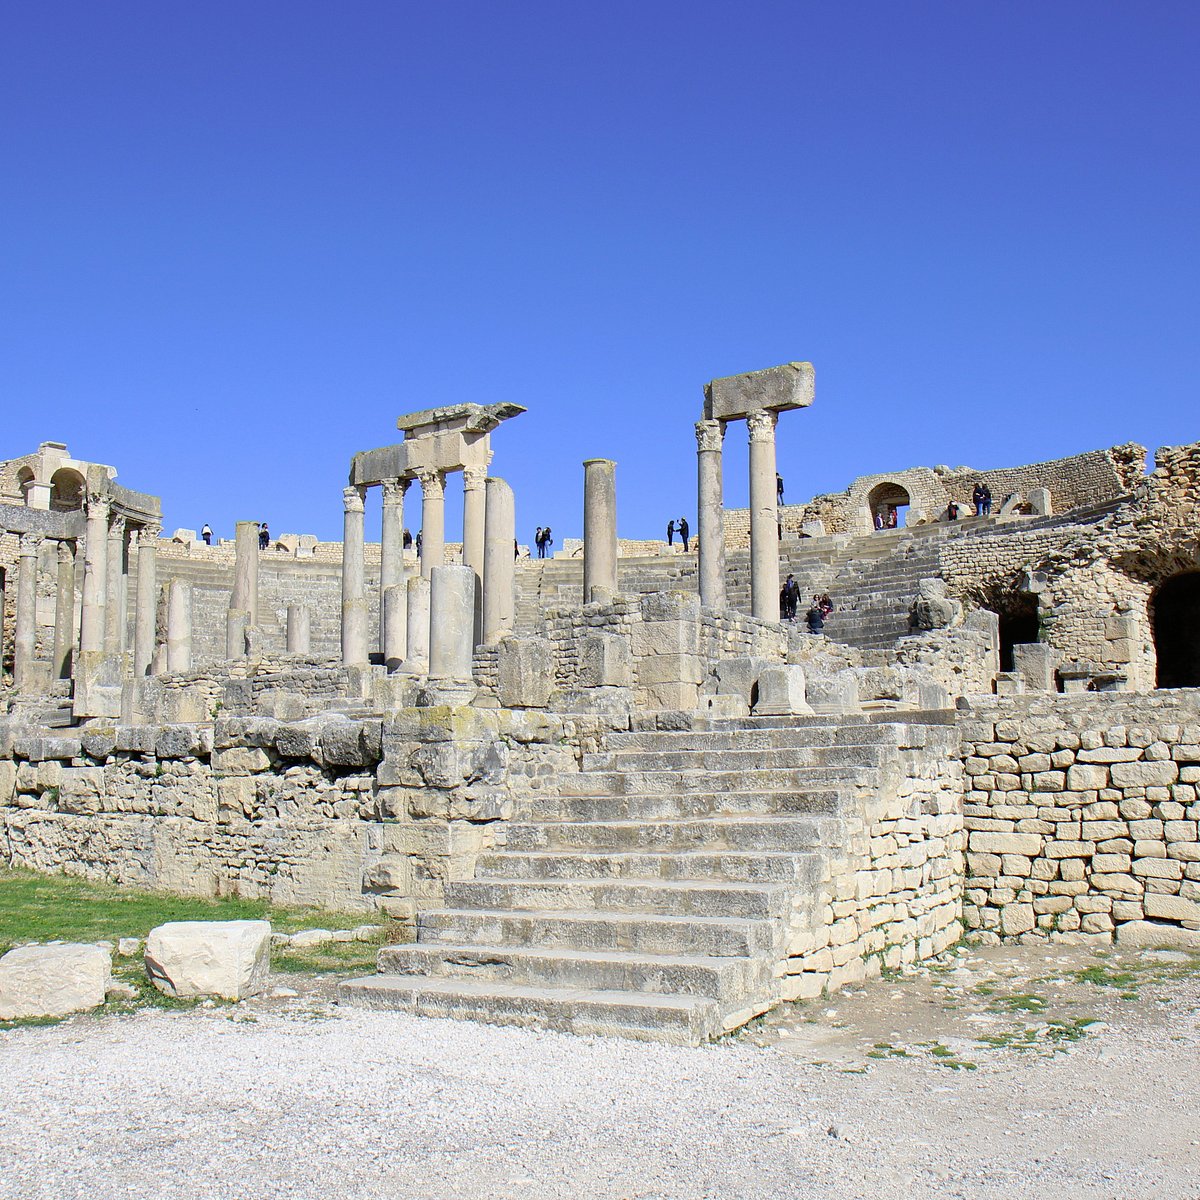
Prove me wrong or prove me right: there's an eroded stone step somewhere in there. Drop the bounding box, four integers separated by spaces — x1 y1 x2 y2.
418 908 776 957
444 878 791 919
503 815 840 853
338 974 722 1044
473 849 823 884
581 745 887 772
526 788 844 823
558 766 877 798
377 944 755 1001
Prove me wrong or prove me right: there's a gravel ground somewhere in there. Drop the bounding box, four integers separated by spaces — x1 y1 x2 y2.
1 946 1198 1200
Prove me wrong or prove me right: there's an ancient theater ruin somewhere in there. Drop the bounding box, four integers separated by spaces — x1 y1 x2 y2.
3 361 1200 1043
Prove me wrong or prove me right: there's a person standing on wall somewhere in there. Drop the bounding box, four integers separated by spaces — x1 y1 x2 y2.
678 516 689 552
666 519 675 547
776 473 785 503
534 527 544 558
542 527 553 558
258 522 270 550
201 523 213 546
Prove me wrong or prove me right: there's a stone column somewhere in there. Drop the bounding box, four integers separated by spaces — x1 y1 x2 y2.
80 491 109 654
341 485 368 666
103 514 127 655
286 604 310 653
378 478 407 655
401 575 431 674
695 419 727 610
482 476 516 644
383 585 406 672
166 579 192 673
747 410 780 621
132 524 160 677
583 458 618 604
226 520 260 658
429 564 475 683
417 469 445 580
462 463 488 645
13 533 43 690
52 540 77 679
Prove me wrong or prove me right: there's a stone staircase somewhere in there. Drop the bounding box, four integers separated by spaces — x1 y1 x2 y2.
341 714 903 1043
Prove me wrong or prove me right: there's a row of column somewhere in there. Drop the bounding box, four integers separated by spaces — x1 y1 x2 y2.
8 501 162 690
340 470 516 670
695 411 779 620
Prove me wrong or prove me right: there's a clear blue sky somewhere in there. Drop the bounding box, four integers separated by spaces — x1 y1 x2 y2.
3 2 1197 543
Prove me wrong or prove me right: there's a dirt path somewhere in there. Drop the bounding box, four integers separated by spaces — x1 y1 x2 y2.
1 943 1196 1199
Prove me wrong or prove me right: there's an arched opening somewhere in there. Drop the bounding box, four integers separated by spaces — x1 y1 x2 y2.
997 595 1041 672
15 466 35 505
49 467 85 513
1152 572 1200 688
867 482 910 531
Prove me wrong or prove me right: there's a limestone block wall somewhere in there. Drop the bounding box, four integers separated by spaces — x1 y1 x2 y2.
781 718 965 998
959 693 1200 940
0 705 572 917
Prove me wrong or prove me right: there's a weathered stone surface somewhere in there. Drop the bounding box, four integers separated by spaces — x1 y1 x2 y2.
0 943 111 1020
144 920 271 1000
753 665 812 717
496 637 554 709
703 361 815 421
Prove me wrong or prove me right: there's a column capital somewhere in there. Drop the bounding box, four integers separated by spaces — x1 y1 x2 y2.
138 523 162 546
108 512 127 537
19 531 44 556
57 539 76 563
694 419 725 453
462 464 488 491
342 485 366 514
381 477 409 505
746 410 778 442
86 490 110 517
417 469 445 500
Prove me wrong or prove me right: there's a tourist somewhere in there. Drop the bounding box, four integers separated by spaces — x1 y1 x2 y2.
980 483 992 515
817 592 834 618
258 522 270 550
403 529 412 550
678 516 689 552
886 506 898 528
805 603 825 634
541 526 553 558
873 510 884 531
534 527 544 558
947 501 960 521
779 574 800 620
415 530 423 555
666 519 675 547
200 523 213 546
973 482 991 517
776 472 785 503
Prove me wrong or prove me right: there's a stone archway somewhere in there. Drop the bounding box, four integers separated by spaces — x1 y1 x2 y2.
49 467 85 513
866 482 911 531
1152 572 1200 688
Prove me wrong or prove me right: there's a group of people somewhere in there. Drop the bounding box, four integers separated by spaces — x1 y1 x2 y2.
666 517 690 551
873 506 900 530
780 576 834 632
534 527 554 559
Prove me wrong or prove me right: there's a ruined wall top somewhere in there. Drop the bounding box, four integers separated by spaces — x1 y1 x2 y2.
703 361 815 422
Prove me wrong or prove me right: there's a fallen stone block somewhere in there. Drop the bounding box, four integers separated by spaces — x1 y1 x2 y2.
753 665 812 716
1115 920 1200 950
0 943 112 1020
144 920 271 1001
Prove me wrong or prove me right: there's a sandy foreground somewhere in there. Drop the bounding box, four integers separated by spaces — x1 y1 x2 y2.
0 944 1197 1200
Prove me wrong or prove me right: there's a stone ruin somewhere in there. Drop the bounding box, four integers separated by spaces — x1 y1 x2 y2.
2 362 1199 1043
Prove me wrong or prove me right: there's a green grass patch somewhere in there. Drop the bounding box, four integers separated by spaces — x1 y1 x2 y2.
1074 965 1138 989
0 866 376 955
993 992 1047 1013
272 939 383 975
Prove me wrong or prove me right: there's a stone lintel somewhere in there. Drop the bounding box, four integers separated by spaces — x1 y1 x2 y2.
703 361 815 422
396 402 526 438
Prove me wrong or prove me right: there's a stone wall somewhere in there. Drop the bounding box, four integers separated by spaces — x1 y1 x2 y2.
960 692 1200 942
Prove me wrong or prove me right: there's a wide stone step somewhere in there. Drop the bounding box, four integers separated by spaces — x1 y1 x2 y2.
503 815 840 853
444 878 790 919
338 974 722 1045
600 724 882 753
473 849 824 884
558 765 875 797
581 745 887 772
419 908 775 957
527 788 844 822
377 943 756 1001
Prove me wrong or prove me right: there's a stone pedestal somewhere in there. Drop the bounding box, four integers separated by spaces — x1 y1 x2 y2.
341 486 368 666
287 604 311 654
695 419 726 609
482 476 516 645
402 576 431 674
79 492 109 654
429 565 475 684
103 514 127 656
418 470 445 580
13 534 42 691
583 458 618 604
166 580 192 673
747 410 779 621
52 540 76 680
379 479 407 655
133 525 160 677
383 584 406 673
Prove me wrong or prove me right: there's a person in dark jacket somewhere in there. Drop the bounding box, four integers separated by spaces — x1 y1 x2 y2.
666 519 675 546
678 517 690 552
779 574 800 620
805 603 825 634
